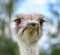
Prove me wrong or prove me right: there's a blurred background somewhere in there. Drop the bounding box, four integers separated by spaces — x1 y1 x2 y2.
0 0 60 55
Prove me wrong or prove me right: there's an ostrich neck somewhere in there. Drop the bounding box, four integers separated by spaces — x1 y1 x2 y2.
19 41 38 55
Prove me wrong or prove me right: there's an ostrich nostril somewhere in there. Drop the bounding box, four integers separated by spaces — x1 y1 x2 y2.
32 23 35 26
28 23 38 26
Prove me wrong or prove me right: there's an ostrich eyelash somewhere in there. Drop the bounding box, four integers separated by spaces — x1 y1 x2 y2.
13 18 21 22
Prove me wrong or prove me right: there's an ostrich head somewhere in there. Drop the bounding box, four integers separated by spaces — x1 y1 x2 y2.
11 13 45 44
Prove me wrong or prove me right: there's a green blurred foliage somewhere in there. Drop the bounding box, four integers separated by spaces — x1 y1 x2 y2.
51 43 60 55
0 19 19 55
39 48 50 55
0 36 19 55
0 0 19 55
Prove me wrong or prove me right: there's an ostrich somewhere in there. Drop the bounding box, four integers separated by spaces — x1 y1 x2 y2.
11 13 45 55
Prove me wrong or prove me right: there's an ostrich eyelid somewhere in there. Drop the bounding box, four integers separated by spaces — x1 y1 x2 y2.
13 17 23 22
13 19 21 22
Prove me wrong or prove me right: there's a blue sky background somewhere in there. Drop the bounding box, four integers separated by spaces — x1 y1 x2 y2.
14 0 58 18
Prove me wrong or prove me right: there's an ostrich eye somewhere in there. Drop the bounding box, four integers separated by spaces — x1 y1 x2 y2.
39 19 45 26
14 18 21 25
